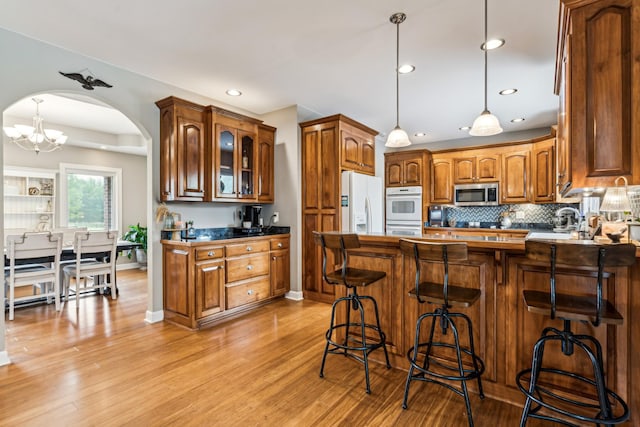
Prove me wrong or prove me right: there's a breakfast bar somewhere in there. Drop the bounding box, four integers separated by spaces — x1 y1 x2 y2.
331 231 640 419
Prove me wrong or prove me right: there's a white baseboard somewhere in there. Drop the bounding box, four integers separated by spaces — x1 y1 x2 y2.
0 351 11 366
117 263 143 271
285 290 304 301
145 310 164 323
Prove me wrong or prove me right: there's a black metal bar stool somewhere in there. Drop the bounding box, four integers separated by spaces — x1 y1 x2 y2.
516 240 636 426
399 239 485 426
313 231 391 394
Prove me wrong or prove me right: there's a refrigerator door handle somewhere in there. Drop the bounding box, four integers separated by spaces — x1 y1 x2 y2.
365 196 371 233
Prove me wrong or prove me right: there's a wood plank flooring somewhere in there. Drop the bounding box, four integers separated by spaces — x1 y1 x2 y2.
1 269 546 426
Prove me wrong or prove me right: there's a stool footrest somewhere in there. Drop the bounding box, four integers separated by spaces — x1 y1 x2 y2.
516 367 629 425
407 342 485 383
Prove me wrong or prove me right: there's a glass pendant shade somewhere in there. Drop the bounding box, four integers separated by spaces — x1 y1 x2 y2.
469 110 503 136
385 126 411 147
600 176 631 212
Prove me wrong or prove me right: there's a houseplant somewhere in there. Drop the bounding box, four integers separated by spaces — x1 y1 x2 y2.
123 223 147 269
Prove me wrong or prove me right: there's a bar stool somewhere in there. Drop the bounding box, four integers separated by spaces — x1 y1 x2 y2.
399 239 485 426
516 240 636 426
313 231 391 394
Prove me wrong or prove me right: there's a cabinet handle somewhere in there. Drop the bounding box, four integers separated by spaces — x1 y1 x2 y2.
246 246 252 251
208 251 215 256
202 265 221 272
172 249 188 255
247 289 253 295
277 242 283 248
246 265 253 270
258 177 262 196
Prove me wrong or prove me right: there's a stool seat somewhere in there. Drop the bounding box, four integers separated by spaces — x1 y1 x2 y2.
410 282 481 308
523 289 623 325
325 267 386 288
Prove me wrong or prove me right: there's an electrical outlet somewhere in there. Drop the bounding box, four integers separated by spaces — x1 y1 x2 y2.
273 212 279 224
515 211 525 219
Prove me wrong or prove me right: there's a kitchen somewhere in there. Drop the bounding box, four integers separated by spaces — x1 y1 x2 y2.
3 0 640 425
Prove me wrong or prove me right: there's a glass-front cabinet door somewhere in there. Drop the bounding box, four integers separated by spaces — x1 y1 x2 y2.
238 131 256 199
216 125 236 198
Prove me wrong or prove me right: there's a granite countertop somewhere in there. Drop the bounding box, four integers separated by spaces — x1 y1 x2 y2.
161 226 290 243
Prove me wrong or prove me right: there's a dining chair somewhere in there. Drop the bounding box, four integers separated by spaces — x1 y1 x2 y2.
4 232 63 320
63 230 118 308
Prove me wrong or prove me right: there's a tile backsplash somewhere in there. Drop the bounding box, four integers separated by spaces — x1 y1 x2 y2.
439 203 580 229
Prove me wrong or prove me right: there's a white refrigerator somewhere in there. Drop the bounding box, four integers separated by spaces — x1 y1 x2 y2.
341 171 384 233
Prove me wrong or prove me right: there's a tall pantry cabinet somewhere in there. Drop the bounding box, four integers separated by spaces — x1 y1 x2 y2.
300 114 378 303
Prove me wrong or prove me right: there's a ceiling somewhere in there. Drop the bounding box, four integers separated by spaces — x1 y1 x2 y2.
0 0 560 152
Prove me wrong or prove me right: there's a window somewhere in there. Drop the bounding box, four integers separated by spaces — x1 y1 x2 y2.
59 163 122 232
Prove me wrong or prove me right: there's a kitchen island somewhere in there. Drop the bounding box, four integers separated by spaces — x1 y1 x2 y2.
332 231 640 419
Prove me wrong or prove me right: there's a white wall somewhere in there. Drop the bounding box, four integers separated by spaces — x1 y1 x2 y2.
0 28 302 362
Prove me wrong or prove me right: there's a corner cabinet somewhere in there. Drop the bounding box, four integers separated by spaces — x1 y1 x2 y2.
156 97 206 202
162 234 290 330
155 96 276 204
257 124 276 203
556 0 640 192
341 121 377 175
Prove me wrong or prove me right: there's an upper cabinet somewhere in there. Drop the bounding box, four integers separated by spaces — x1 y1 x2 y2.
257 124 276 203
501 147 531 204
453 151 500 184
341 120 377 175
557 0 640 193
531 138 556 203
156 97 206 202
430 155 453 204
156 97 276 204
385 150 425 187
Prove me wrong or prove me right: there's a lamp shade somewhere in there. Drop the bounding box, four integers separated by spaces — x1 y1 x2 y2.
385 126 411 147
600 176 632 212
469 110 503 136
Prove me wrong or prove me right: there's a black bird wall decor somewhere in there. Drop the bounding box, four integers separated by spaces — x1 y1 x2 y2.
59 71 113 90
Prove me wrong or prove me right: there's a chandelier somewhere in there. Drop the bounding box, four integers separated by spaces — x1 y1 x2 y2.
3 98 67 154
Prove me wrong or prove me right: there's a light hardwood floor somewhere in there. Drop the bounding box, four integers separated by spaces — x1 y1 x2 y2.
1 270 546 426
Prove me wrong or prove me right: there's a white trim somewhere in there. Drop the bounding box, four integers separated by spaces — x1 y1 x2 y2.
59 162 123 233
0 351 11 366
285 290 304 301
145 310 163 323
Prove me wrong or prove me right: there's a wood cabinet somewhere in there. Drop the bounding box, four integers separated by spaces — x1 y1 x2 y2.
453 153 500 184
257 124 276 203
300 114 378 303
430 155 454 204
156 96 276 204
501 148 531 204
385 151 425 187
156 97 206 202
341 122 377 175
531 138 555 203
556 0 640 193
161 234 290 329
270 237 290 296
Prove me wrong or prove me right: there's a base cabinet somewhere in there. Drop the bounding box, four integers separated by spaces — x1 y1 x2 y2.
162 234 290 329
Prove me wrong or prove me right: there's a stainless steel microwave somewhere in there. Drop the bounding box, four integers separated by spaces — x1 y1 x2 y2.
454 183 499 206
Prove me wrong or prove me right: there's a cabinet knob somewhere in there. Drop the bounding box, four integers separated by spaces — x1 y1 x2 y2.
277 243 283 248
246 265 253 270
246 246 252 251
247 289 253 295
272 256 276 260
208 251 215 256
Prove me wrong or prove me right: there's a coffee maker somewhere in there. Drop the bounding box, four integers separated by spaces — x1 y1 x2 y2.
243 205 262 228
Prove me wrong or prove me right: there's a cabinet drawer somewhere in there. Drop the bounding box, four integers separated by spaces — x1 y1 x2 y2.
270 238 289 251
225 240 269 257
226 252 270 282
226 277 270 309
195 246 224 261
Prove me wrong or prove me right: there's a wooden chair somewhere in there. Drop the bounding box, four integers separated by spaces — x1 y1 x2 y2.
516 240 636 426
63 230 118 308
399 239 485 427
4 232 63 320
313 231 391 394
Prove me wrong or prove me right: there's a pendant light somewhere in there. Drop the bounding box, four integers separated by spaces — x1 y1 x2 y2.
469 0 503 136
385 12 411 148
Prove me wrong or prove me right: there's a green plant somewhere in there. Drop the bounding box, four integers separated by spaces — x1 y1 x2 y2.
123 223 147 259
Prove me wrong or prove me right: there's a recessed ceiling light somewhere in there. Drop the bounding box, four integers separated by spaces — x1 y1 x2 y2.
481 38 505 50
459 126 471 131
511 117 525 123
414 132 426 137
398 64 415 74
499 88 518 95
226 89 242 96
